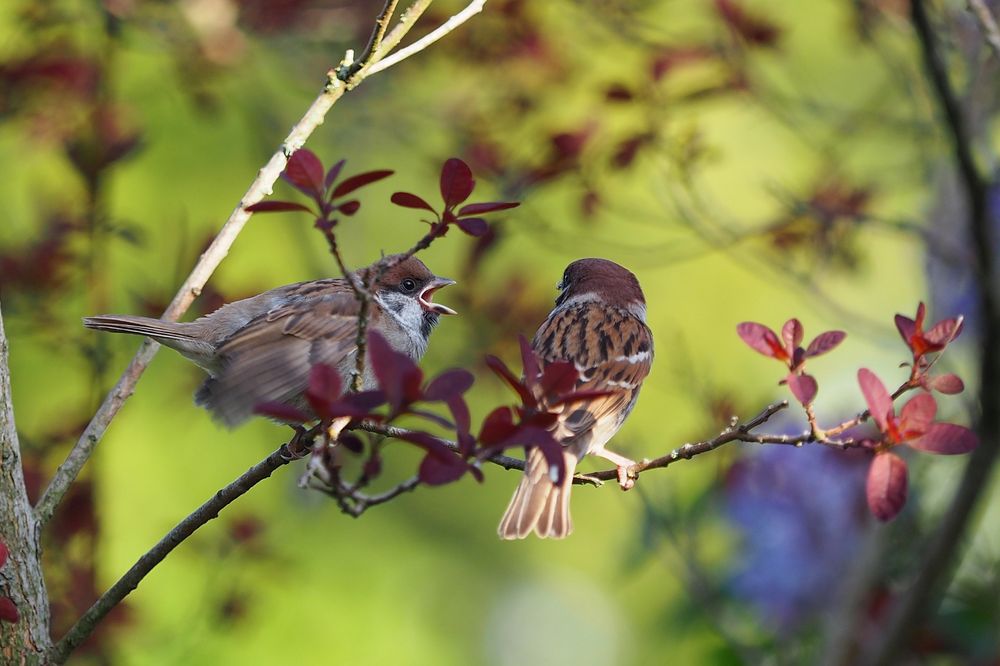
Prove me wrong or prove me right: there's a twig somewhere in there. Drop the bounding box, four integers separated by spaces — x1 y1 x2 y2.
368 0 488 75
312 475 421 517
357 0 400 67
33 0 458 528
969 0 1000 58
48 444 295 663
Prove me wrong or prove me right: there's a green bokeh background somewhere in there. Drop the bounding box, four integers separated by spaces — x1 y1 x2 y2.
2 0 993 663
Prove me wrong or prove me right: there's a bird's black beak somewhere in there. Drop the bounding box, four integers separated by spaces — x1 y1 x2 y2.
419 277 457 315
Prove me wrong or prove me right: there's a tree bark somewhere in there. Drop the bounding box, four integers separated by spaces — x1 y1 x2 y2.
0 303 52 663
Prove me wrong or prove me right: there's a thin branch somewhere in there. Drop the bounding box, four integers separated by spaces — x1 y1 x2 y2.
368 0 488 75
357 0 400 67
48 444 296 663
33 0 454 528
863 2 1000 663
969 0 1000 59
311 474 421 517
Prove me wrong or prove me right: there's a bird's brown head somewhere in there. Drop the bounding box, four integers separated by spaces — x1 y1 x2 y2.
555 258 645 308
374 255 457 316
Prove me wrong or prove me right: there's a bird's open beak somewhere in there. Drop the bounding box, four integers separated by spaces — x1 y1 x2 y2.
419 277 457 315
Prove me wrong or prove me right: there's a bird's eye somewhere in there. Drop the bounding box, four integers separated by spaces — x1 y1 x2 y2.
400 278 417 293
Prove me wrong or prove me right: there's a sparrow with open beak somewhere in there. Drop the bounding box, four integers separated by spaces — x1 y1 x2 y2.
84 255 456 427
498 258 653 539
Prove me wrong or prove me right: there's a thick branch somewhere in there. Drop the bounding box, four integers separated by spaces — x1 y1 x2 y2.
48 445 294 663
33 0 460 528
0 303 52 660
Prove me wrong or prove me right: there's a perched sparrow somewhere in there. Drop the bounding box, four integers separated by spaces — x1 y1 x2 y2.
84 255 456 427
498 258 653 539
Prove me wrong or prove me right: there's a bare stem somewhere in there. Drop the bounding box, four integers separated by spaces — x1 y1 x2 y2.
969 0 1000 58
48 444 294 663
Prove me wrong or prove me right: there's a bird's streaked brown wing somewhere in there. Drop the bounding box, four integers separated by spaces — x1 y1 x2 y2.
532 301 653 455
196 292 360 426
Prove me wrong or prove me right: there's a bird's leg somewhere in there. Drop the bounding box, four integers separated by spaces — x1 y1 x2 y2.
593 449 638 490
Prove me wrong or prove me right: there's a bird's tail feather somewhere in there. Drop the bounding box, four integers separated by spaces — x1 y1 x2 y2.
83 315 193 342
498 447 577 539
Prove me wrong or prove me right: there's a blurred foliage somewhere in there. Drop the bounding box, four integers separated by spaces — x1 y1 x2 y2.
1 0 998 663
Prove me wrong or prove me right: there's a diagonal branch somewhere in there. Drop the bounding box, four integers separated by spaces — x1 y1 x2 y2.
33 0 470 528
969 0 1000 59
47 444 297 664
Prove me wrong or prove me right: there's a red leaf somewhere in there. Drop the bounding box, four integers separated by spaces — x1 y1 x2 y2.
418 452 468 486
519 335 541 388
513 426 567 484
253 401 311 423
485 355 533 405
456 217 489 237
447 396 472 439
895 314 916 347
457 201 520 217
0 597 18 624
440 157 475 208
909 423 978 454
324 158 346 192
736 322 786 360
331 169 393 199
786 372 817 405
898 393 936 439
478 406 517 445
368 330 423 412
929 373 964 394
245 200 314 214
540 361 579 399
337 200 361 216
0 541 7 569
396 430 459 461
305 364 343 421
866 452 908 521
805 330 846 358
424 369 475 401
283 148 324 197
925 317 964 346
781 318 803 355
363 452 382 478
391 191 437 213
340 433 364 454
858 368 894 433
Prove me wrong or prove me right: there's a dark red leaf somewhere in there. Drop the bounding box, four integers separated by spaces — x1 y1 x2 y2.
0 541 7 569
866 452 908 521
928 373 964 394
418 452 468 486
540 361 579 399
253 401 311 423
805 330 846 358
283 148 324 197
440 157 475 208
786 372 817 405
363 452 382 478
894 314 916 347
519 335 541 388
331 170 393 199
898 392 936 439
478 406 517 445
340 433 364 454
781 318 803 356
915 302 927 329
448 396 472 439
456 217 489 237
341 390 386 413
409 409 455 429
457 201 520 217
245 200 314 214
324 158 346 192
395 430 458 461
368 330 423 412
485 355 533 405
858 368 894 433
0 597 18 624
424 369 475 401
391 191 437 213
605 83 634 101
337 200 361 216
305 364 343 421
513 426 567 484
736 322 787 360
909 423 978 454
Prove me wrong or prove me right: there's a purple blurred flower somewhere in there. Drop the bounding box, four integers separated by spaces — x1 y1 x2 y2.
723 444 869 629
